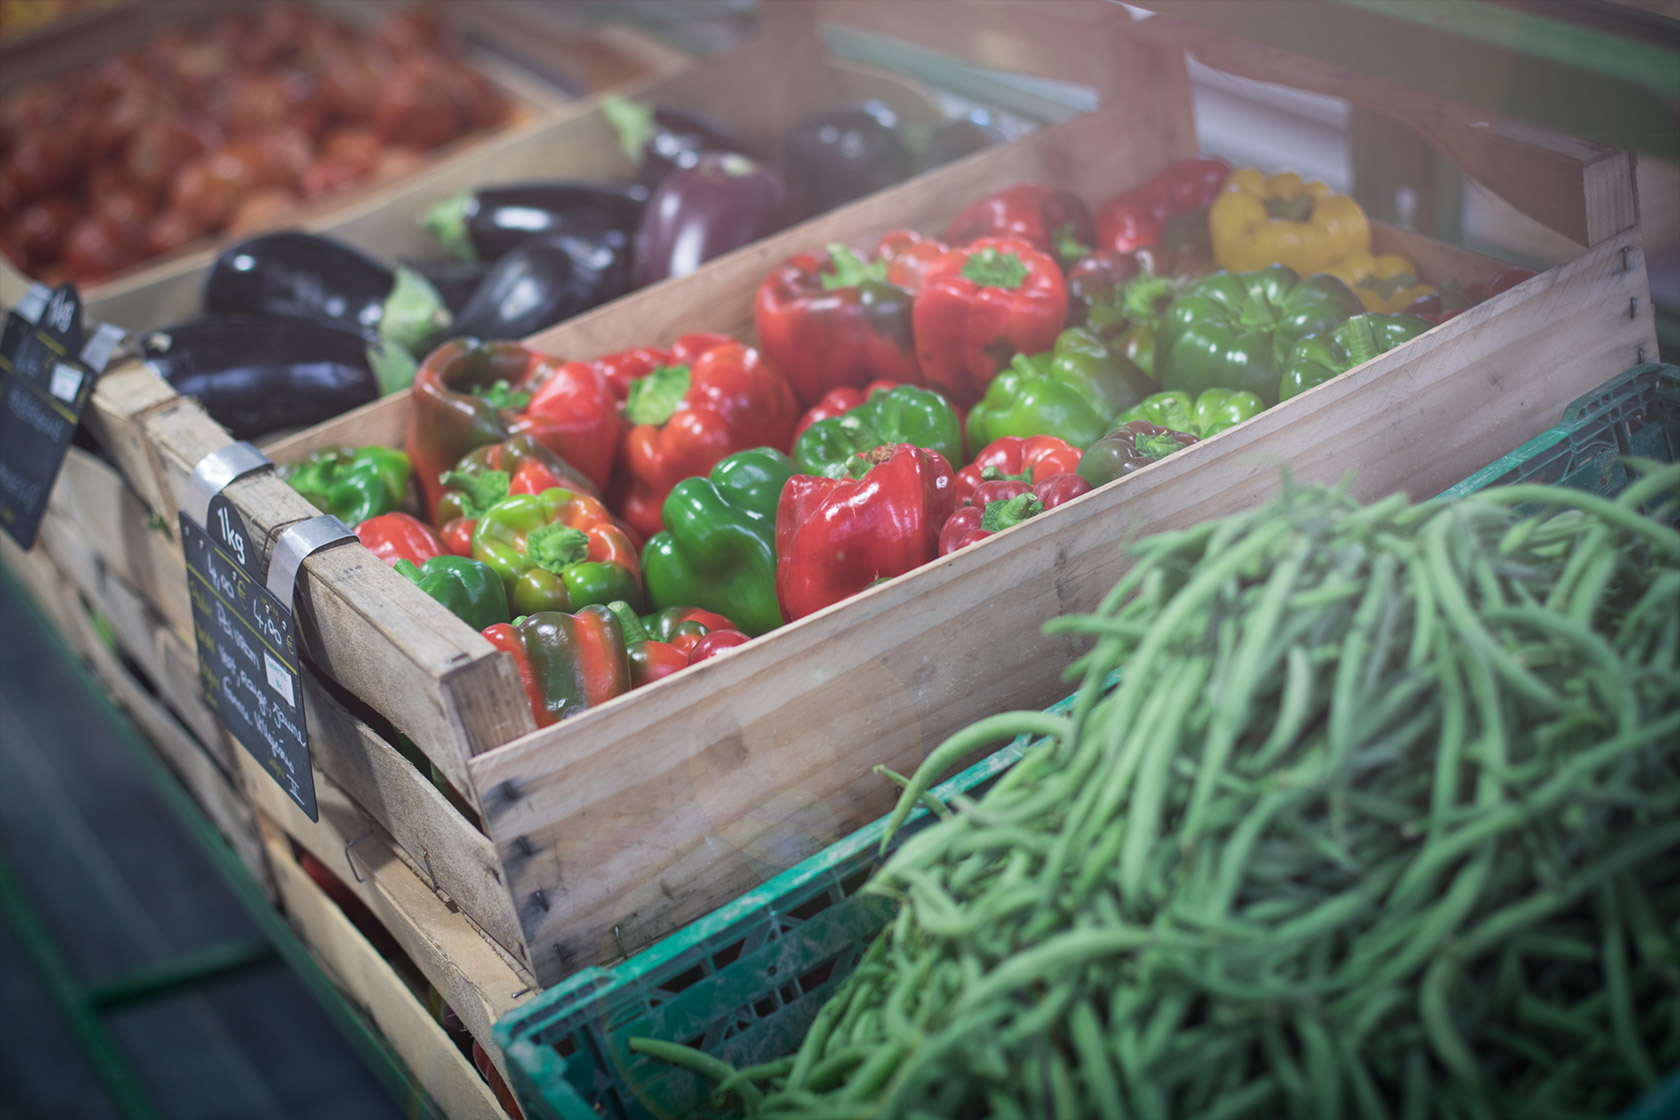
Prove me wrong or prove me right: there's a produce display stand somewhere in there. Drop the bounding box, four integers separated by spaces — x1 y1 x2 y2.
0 1 1665 1116
255 0 1652 987
0 0 693 332
0 557 462 1120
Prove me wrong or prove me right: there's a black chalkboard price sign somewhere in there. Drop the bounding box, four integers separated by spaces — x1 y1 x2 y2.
180 492 318 821
0 284 113 549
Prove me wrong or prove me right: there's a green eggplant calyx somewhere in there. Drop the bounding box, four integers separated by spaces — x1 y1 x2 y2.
1340 316 1380 366
626 364 692 427
366 339 419 397
382 265 451 356
961 248 1029 290
1122 274 1180 325
718 153 759 178
1137 432 1190 460
980 492 1042 532
821 243 887 291
474 379 531 412
604 600 650 645
422 194 478 264
526 524 591 572
601 96 655 165
439 469 510 519
1262 195 1314 222
979 466 1032 483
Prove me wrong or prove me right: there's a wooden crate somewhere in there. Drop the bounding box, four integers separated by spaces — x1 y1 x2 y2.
55 0 1660 997
260 813 522 1120
0 0 691 333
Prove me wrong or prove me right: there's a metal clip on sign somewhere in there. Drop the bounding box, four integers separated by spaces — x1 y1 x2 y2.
267 515 358 610
184 441 271 534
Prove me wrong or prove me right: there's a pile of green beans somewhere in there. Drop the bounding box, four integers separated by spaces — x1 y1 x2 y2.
636 461 1680 1119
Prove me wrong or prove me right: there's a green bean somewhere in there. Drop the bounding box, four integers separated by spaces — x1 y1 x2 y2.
626 1037 765 1107
1599 882 1660 1085
1118 656 1212 904
879 711 1072 850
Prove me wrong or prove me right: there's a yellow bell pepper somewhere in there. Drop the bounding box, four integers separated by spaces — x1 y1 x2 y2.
1208 169 1371 275
1325 251 1437 313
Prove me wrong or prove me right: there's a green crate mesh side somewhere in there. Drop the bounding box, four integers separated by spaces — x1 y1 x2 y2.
496 690 1080 1120
1437 363 1680 499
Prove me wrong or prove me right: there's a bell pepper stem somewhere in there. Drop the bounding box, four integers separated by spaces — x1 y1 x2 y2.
439 469 511 519
604 600 650 645
820 244 888 291
625 365 692 427
979 492 1043 532
526 523 591 572
959 247 1029 289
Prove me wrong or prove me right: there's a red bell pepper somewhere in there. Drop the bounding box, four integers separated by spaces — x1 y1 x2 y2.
604 601 747 688
876 229 947 294
434 434 601 556
356 511 446 567
943 184 1095 268
615 339 800 541
689 629 751 662
938 472 1091 556
482 608 630 728
407 338 620 519
565 333 734 404
1095 157 1232 254
755 236 926 408
775 443 955 621
953 434 1083 506
792 379 904 441
912 236 1068 410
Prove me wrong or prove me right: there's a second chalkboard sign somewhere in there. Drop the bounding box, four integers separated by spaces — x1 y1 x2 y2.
181 493 318 821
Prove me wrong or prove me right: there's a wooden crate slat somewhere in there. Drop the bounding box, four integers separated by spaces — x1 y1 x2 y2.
239 753 535 1084
261 817 508 1120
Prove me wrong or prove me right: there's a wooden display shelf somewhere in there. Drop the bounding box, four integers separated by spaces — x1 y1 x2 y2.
28 0 1660 999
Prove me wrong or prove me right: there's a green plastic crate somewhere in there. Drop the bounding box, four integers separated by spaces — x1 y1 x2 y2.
1438 362 1680 499
493 688 1072 1120
497 365 1680 1120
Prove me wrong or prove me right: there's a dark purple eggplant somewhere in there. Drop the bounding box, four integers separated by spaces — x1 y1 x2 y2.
202 231 449 355
602 96 758 189
421 181 647 264
917 109 1008 172
140 316 414 440
448 233 631 340
778 101 913 220
631 152 788 288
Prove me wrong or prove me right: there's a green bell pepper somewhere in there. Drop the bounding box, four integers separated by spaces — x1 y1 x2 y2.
792 385 964 479
1116 388 1266 439
966 326 1153 451
472 489 642 617
1154 265 1363 406
279 444 412 527
393 555 509 631
642 447 796 637
1279 312 1431 401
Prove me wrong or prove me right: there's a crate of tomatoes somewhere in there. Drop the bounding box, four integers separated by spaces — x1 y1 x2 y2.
0 0 691 325
12 0 1658 1065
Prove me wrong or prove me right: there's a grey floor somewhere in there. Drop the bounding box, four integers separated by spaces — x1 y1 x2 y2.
0 583 406 1120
